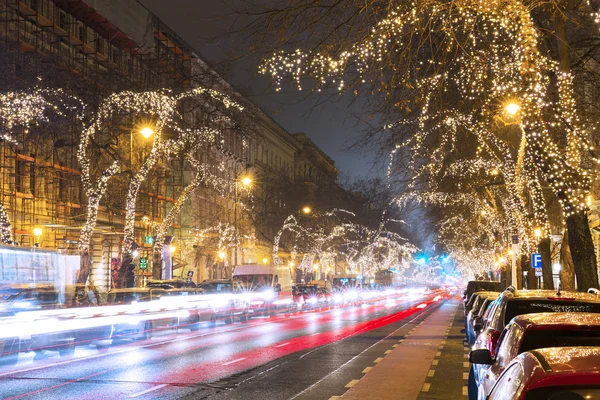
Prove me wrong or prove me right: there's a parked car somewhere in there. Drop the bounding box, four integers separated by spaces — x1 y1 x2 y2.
197 279 233 293
469 289 600 400
470 312 600 399
106 288 178 340
198 279 248 324
484 347 600 400
146 279 196 289
466 292 500 345
464 281 502 304
292 284 331 309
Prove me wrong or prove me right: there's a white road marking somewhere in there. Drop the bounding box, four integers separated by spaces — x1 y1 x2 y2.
345 379 360 388
222 357 246 366
275 342 290 348
128 384 169 398
422 383 431 392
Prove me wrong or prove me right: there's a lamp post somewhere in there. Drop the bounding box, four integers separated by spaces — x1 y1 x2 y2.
33 226 42 247
131 126 154 167
234 175 252 271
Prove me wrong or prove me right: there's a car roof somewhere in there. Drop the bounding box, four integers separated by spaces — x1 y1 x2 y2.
108 288 156 293
512 312 600 330
503 289 600 302
529 347 600 373
200 279 231 284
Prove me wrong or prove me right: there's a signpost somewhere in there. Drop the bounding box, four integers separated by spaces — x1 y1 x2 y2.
532 253 543 285
511 235 519 288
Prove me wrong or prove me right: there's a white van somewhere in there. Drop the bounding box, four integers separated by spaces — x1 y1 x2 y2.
232 264 293 316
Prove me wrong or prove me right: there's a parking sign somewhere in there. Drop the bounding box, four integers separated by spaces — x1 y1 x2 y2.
531 253 542 269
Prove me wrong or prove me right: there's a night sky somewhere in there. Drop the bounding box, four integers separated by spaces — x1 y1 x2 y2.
139 0 383 180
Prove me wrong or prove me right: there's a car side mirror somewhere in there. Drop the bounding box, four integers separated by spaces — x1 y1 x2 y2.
469 349 494 365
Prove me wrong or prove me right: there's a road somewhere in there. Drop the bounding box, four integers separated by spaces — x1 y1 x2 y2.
0 294 461 400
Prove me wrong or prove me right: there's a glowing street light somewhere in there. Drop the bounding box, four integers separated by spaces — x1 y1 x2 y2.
218 250 226 260
240 176 252 186
169 245 176 253
534 228 542 238
262 257 269 264
33 227 43 237
302 206 312 214
289 261 295 268
140 126 155 138
505 102 521 116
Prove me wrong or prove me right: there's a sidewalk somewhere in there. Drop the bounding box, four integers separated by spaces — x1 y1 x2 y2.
340 299 459 400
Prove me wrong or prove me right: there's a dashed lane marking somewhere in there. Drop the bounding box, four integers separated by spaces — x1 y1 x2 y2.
432 360 439 366
345 379 360 388
128 384 169 398
427 369 435 377
462 387 468 396
362 367 372 374
422 383 431 392
436 351 441 357
392 344 398 348
463 362 470 368
374 357 384 363
463 372 469 380
384 350 392 354
222 357 246 366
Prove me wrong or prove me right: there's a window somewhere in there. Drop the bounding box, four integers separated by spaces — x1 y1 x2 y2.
489 363 524 400
495 324 522 367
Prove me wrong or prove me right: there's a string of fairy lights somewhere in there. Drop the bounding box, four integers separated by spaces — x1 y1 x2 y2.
273 210 415 278
260 0 599 274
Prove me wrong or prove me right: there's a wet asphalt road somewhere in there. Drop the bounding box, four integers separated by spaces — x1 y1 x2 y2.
0 295 450 400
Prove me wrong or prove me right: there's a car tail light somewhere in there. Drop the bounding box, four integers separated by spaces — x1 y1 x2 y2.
488 330 500 357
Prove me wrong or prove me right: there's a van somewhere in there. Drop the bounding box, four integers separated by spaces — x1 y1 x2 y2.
232 264 293 316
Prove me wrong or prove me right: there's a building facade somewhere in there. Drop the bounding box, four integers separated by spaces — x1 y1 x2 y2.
0 0 349 292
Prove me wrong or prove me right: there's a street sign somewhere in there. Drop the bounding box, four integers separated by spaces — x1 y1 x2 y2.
532 253 542 269
535 270 542 277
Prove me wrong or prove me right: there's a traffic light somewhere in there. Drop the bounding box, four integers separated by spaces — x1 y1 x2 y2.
139 257 148 270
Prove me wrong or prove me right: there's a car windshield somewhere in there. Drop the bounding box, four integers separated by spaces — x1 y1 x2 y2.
505 301 600 325
233 275 273 291
198 282 232 293
107 292 147 304
521 329 600 353
525 386 600 400
294 286 319 295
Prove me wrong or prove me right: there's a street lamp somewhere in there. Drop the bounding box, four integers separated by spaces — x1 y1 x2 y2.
140 126 155 139
234 174 253 272
262 257 269 265
505 101 521 116
302 206 312 214
33 226 42 247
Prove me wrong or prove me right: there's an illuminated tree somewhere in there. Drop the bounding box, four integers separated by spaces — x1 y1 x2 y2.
254 0 600 289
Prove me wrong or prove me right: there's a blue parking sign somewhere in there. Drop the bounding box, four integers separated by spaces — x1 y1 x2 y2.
531 253 542 269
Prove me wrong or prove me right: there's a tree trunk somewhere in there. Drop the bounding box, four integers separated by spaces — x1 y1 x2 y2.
560 229 576 291
517 257 523 289
152 249 162 280
566 211 599 291
74 250 91 304
119 252 135 288
539 238 554 290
